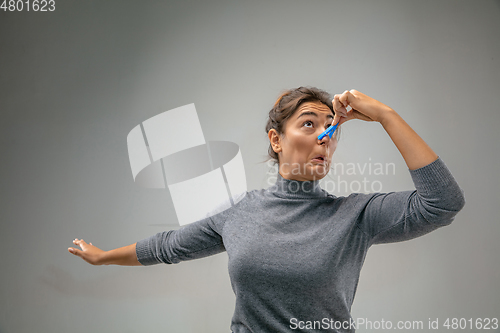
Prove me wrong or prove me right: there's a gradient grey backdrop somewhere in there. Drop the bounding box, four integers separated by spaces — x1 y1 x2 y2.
1 1 499 332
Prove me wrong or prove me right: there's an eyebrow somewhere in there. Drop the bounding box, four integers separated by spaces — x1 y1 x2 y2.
297 111 334 120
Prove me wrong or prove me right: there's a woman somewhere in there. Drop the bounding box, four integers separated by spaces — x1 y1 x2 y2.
68 87 465 332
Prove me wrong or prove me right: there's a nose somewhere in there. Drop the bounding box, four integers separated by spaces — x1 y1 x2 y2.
318 131 330 145
318 122 340 143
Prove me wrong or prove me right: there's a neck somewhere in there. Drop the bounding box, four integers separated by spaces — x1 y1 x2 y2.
268 172 327 198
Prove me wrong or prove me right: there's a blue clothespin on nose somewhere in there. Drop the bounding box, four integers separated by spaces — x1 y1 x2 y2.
318 122 339 140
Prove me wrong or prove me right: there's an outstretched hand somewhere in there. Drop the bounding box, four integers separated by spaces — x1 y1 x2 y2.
68 239 106 265
332 90 394 126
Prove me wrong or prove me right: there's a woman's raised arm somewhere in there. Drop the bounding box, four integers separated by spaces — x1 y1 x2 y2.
332 89 438 170
68 239 141 266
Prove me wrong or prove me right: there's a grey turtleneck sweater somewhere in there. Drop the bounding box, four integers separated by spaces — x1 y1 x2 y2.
136 157 465 332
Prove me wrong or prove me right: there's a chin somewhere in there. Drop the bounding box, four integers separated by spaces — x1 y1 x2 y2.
305 167 329 181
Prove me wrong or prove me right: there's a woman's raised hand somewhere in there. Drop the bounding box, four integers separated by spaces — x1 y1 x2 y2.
68 239 106 265
332 90 395 126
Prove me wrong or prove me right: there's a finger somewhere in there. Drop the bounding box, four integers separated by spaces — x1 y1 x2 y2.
333 95 347 117
337 114 352 126
332 113 342 126
68 247 81 256
73 239 88 249
339 90 352 108
333 95 341 109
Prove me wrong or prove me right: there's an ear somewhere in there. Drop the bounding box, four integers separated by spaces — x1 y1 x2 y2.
268 129 282 153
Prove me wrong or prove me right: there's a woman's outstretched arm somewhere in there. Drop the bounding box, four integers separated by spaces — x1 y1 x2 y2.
332 90 438 170
68 239 141 266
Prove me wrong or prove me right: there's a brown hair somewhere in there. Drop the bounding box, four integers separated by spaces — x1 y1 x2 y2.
265 86 339 164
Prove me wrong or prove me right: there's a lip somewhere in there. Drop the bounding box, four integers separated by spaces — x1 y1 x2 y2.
311 155 327 164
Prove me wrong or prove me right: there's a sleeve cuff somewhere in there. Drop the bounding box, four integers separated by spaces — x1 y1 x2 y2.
135 237 161 266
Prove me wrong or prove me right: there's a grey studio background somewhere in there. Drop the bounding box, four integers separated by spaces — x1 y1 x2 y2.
1 0 499 332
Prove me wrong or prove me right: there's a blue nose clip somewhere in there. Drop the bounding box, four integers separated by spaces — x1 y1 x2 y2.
318 122 339 140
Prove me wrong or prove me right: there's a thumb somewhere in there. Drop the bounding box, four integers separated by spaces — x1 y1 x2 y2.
68 247 82 257
332 114 342 126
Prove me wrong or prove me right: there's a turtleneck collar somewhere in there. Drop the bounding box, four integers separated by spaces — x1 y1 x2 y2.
267 172 328 198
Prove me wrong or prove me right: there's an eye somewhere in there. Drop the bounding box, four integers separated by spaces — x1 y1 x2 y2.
302 120 313 128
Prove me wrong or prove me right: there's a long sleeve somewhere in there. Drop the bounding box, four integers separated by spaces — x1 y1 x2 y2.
135 216 226 266
357 156 465 245
127 162 465 332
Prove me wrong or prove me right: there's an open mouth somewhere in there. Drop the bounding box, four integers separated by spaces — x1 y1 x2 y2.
311 155 326 163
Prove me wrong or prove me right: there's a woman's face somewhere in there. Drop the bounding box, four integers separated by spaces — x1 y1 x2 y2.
269 101 337 181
